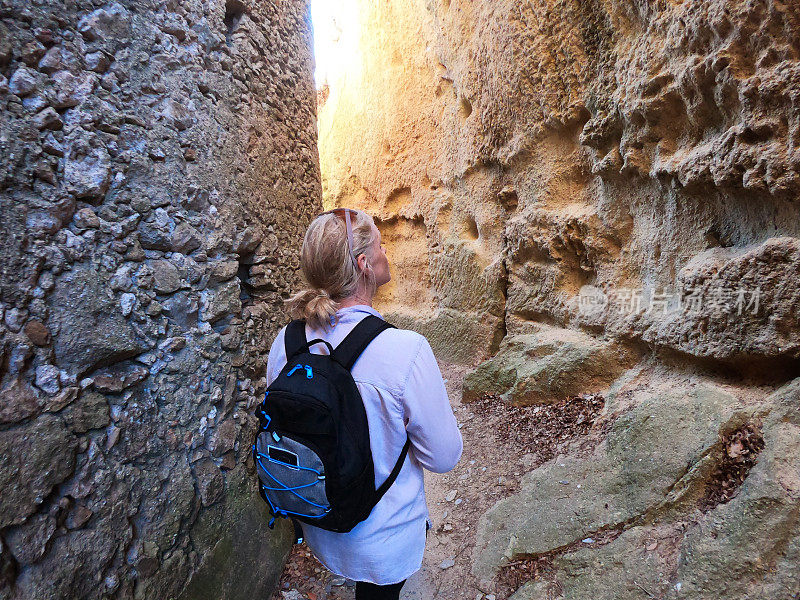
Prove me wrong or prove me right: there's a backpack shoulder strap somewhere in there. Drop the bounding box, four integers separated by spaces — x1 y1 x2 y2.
332 315 395 370
374 437 410 503
284 320 308 361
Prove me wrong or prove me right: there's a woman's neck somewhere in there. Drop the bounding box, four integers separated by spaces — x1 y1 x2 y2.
339 290 372 308
337 294 373 309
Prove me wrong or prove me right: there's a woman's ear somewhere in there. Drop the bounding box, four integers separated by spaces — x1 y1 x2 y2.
357 253 369 273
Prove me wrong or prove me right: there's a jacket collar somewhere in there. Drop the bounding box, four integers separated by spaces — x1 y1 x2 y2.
330 305 384 327
335 304 383 318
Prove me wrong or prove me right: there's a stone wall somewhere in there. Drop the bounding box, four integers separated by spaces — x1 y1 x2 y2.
0 0 320 598
318 0 800 366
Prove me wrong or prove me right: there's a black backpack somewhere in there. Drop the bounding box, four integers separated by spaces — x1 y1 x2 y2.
252 315 411 540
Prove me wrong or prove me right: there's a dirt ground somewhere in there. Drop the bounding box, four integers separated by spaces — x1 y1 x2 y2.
271 361 609 600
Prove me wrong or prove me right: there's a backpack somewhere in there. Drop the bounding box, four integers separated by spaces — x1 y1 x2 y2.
252 315 411 540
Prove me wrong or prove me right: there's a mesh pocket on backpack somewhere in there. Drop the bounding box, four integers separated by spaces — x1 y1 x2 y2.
254 431 331 519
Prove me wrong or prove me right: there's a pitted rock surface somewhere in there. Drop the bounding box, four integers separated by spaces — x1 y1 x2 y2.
318 0 800 365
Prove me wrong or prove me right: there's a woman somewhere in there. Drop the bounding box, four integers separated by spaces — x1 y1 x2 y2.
265 208 463 600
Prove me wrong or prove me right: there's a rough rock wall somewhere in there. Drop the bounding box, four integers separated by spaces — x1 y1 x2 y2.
318 0 800 597
0 0 320 598
318 0 800 366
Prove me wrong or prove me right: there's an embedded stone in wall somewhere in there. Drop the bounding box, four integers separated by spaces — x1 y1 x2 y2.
50 262 149 376
0 414 78 529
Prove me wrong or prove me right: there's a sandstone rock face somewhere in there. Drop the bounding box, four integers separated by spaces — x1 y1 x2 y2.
318 0 800 365
318 1 800 597
0 0 319 598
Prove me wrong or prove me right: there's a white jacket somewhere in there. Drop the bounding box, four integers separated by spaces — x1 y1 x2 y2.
265 305 463 584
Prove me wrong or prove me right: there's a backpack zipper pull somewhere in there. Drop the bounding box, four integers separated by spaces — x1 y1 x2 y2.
286 364 302 377
259 410 271 428
304 365 313 379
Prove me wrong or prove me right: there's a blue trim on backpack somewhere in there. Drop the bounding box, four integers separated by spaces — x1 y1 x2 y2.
262 492 330 521
258 449 321 476
256 455 329 509
260 482 331 521
254 452 332 513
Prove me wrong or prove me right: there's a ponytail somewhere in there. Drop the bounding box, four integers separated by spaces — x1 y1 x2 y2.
285 288 339 330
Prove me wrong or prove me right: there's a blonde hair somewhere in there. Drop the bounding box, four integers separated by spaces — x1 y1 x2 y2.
286 209 379 329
